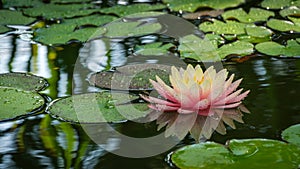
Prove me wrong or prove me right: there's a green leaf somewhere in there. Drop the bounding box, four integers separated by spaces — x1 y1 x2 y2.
0 73 48 91
162 0 245 12
199 20 249 35
0 87 45 121
255 40 300 56
218 41 254 59
134 43 174 56
100 3 166 17
34 24 105 45
104 21 161 38
280 6 300 17
89 64 171 91
172 139 300 169
47 92 149 123
222 8 274 23
0 10 36 33
261 0 300 9
245 26 273 38
0 25 10 34
51 0 92 3
267 18 300 32
64 15 117 27
3 0 43 8
282 124 300 147
23 3 95 19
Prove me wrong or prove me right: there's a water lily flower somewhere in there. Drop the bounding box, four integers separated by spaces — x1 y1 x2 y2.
141 64 250 116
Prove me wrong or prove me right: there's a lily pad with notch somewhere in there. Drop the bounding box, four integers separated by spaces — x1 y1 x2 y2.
0 72 48 91
222 8 274 23
255 40 300 56
282 123 300 147
261 0 300 9
280 6 300 17
199 20 250 35
171 139 300 169
134 42 174 56
47 92 150 123
89 64 171 91
267 17 300 32
0 87 45 122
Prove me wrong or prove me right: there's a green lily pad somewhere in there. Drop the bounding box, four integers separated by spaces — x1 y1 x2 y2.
134 43 174 56
222 8 274 23
0 10 36 33
172 139 300 169
89 64 171 91
23 3 95 19
34 24 106 45
218 41 254 59
237 26 272 43
64 15 117 27
162 0 245 12
104 21 161 38
0 73 48 91
282 124 300 147
205 33 225 46
51 0 92 3
3 0 43 8
255 40 300 56
267 18 300 32
47 92 149 123
280 6 300 17
261 0 300 9
0 87 45 121
100 3 166 17
199 20 249 35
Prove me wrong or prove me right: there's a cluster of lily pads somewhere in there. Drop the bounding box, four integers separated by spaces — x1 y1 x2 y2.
2 0 300 61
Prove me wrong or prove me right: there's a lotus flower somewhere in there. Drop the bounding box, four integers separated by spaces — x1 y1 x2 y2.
141 64 250 116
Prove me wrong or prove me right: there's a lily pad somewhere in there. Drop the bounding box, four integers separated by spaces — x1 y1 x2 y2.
104 21 162 38
23 3 95 19
89 64 171 91
0 72 48 91
162 0 245 12
0 10 36 33
261 0 300 9
171 139 300 169
236 26 272 43
64 15 117 27
100 3 166 17
47 92 149 123
255 40 300 56
199 20 249 35
218 41 254 59
134 43 174 56
282 124 300 147
222 8 274 23
3 0 43 8
0 87 45 122
280 6 300 17
267 18 300 32
34 24 105 45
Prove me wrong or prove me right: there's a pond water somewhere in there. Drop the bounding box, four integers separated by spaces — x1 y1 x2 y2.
1 30 300 168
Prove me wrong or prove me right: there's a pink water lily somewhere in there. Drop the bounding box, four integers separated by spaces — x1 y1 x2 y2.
141 64 250 116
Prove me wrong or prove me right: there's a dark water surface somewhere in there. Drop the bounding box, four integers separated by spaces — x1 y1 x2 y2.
1 30 300 168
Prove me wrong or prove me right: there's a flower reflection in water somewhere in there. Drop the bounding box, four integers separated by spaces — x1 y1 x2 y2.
140 64 250 142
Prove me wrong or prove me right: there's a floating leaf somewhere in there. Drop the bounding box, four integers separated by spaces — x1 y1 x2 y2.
134 43 174 56
261 0 300 9
64 15 117 27
3 0 43 8
255 40 300 56
282 124 300 147
267 18 300 32
199 20 249 35
0 10 36 33
89 64 171 91
23 3 95 19
47 92 149 123
51 0 92 3
182 9 224 20
222 8 274 23
0 87 45 121
172 139 300 169
218 41 254 59
34 24 105 45
280 6 300 17
162 0 245 12
100 3 166 17
0 73 48 91
237 26 272 43
104 21 161 38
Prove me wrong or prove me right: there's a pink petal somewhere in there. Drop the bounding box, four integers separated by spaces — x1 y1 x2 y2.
213 102 242 109
226 90 250 104
140 94 179 107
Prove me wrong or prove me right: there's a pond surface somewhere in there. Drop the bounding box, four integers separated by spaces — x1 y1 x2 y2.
0 30 300 168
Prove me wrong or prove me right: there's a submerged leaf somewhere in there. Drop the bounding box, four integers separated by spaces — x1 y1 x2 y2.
162 0 245 12
255 40 300 56
172 139 300 169
222 8 274 23
0 73 48 91
47 92 149 123
282 124 300 147
0 87 45 121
